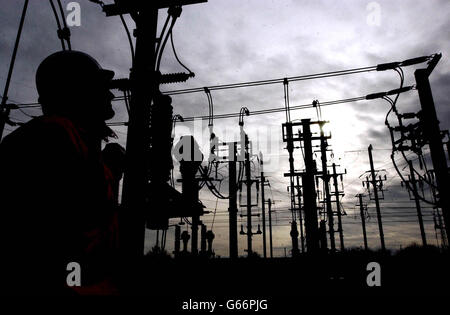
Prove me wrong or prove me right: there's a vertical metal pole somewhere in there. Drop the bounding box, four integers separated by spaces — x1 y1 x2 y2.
245 134 252 255
368 144 386 251
191 186 200 255
0 0 29 140
285 123 298 254
408 161 427 246
358 194 368 251
430 175 448 248
121 8 159 257
302 119 320 253
228 142 238 258
415 66 450 244
268 199 273 258
320 132 335 251
260 153 267 258
296 176 305 253
332 163 345 251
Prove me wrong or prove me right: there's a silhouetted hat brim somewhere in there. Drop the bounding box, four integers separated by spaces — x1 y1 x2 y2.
100 69 115 81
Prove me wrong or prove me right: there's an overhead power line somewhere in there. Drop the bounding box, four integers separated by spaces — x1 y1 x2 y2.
161 66 377 96
106 96 367 126
10 54 433 109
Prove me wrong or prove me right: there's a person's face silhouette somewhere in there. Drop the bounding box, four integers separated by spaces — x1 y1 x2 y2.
74 73 115 126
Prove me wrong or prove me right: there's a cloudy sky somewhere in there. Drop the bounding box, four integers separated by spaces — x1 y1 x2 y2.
1 0 449 257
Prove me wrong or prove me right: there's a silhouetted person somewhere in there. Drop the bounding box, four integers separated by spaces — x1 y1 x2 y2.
0 51 121 295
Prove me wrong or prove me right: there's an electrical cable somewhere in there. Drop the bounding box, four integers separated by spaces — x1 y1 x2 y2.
210 183 221 231
119 14 135 65
123 91 130 114
170 30 193 74
163 66 378 96
384 67 437 204
156 7 182 72
198 165 228 199
13 56 431 109
155 13 171 64
56 0 71 50
0 0 29 140
49 0 66 50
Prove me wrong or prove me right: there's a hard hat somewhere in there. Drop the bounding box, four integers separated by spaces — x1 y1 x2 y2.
36 50 114 105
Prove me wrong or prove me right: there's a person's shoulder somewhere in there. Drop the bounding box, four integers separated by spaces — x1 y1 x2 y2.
1 115 85 154
0 117 42 147
2 116 66 141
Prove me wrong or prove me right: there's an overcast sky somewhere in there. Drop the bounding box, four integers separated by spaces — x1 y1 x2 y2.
1 0 449 256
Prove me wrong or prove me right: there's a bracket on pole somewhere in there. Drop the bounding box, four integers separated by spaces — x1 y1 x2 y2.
103 0 207 16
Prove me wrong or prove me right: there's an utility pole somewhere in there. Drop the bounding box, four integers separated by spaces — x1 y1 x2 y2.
301 120 320 253
245 134 252 255
415 53 450 244
228 142 238 259
103 0 207 259
428 170 448 248
367 144 386 251
404 161 427 246
239 134 260 256
357 194 368 251
319 128 335 252
260 152 267 258
268 199 274 258
332 163 345 251
284 122 300 256
119 6 159 258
